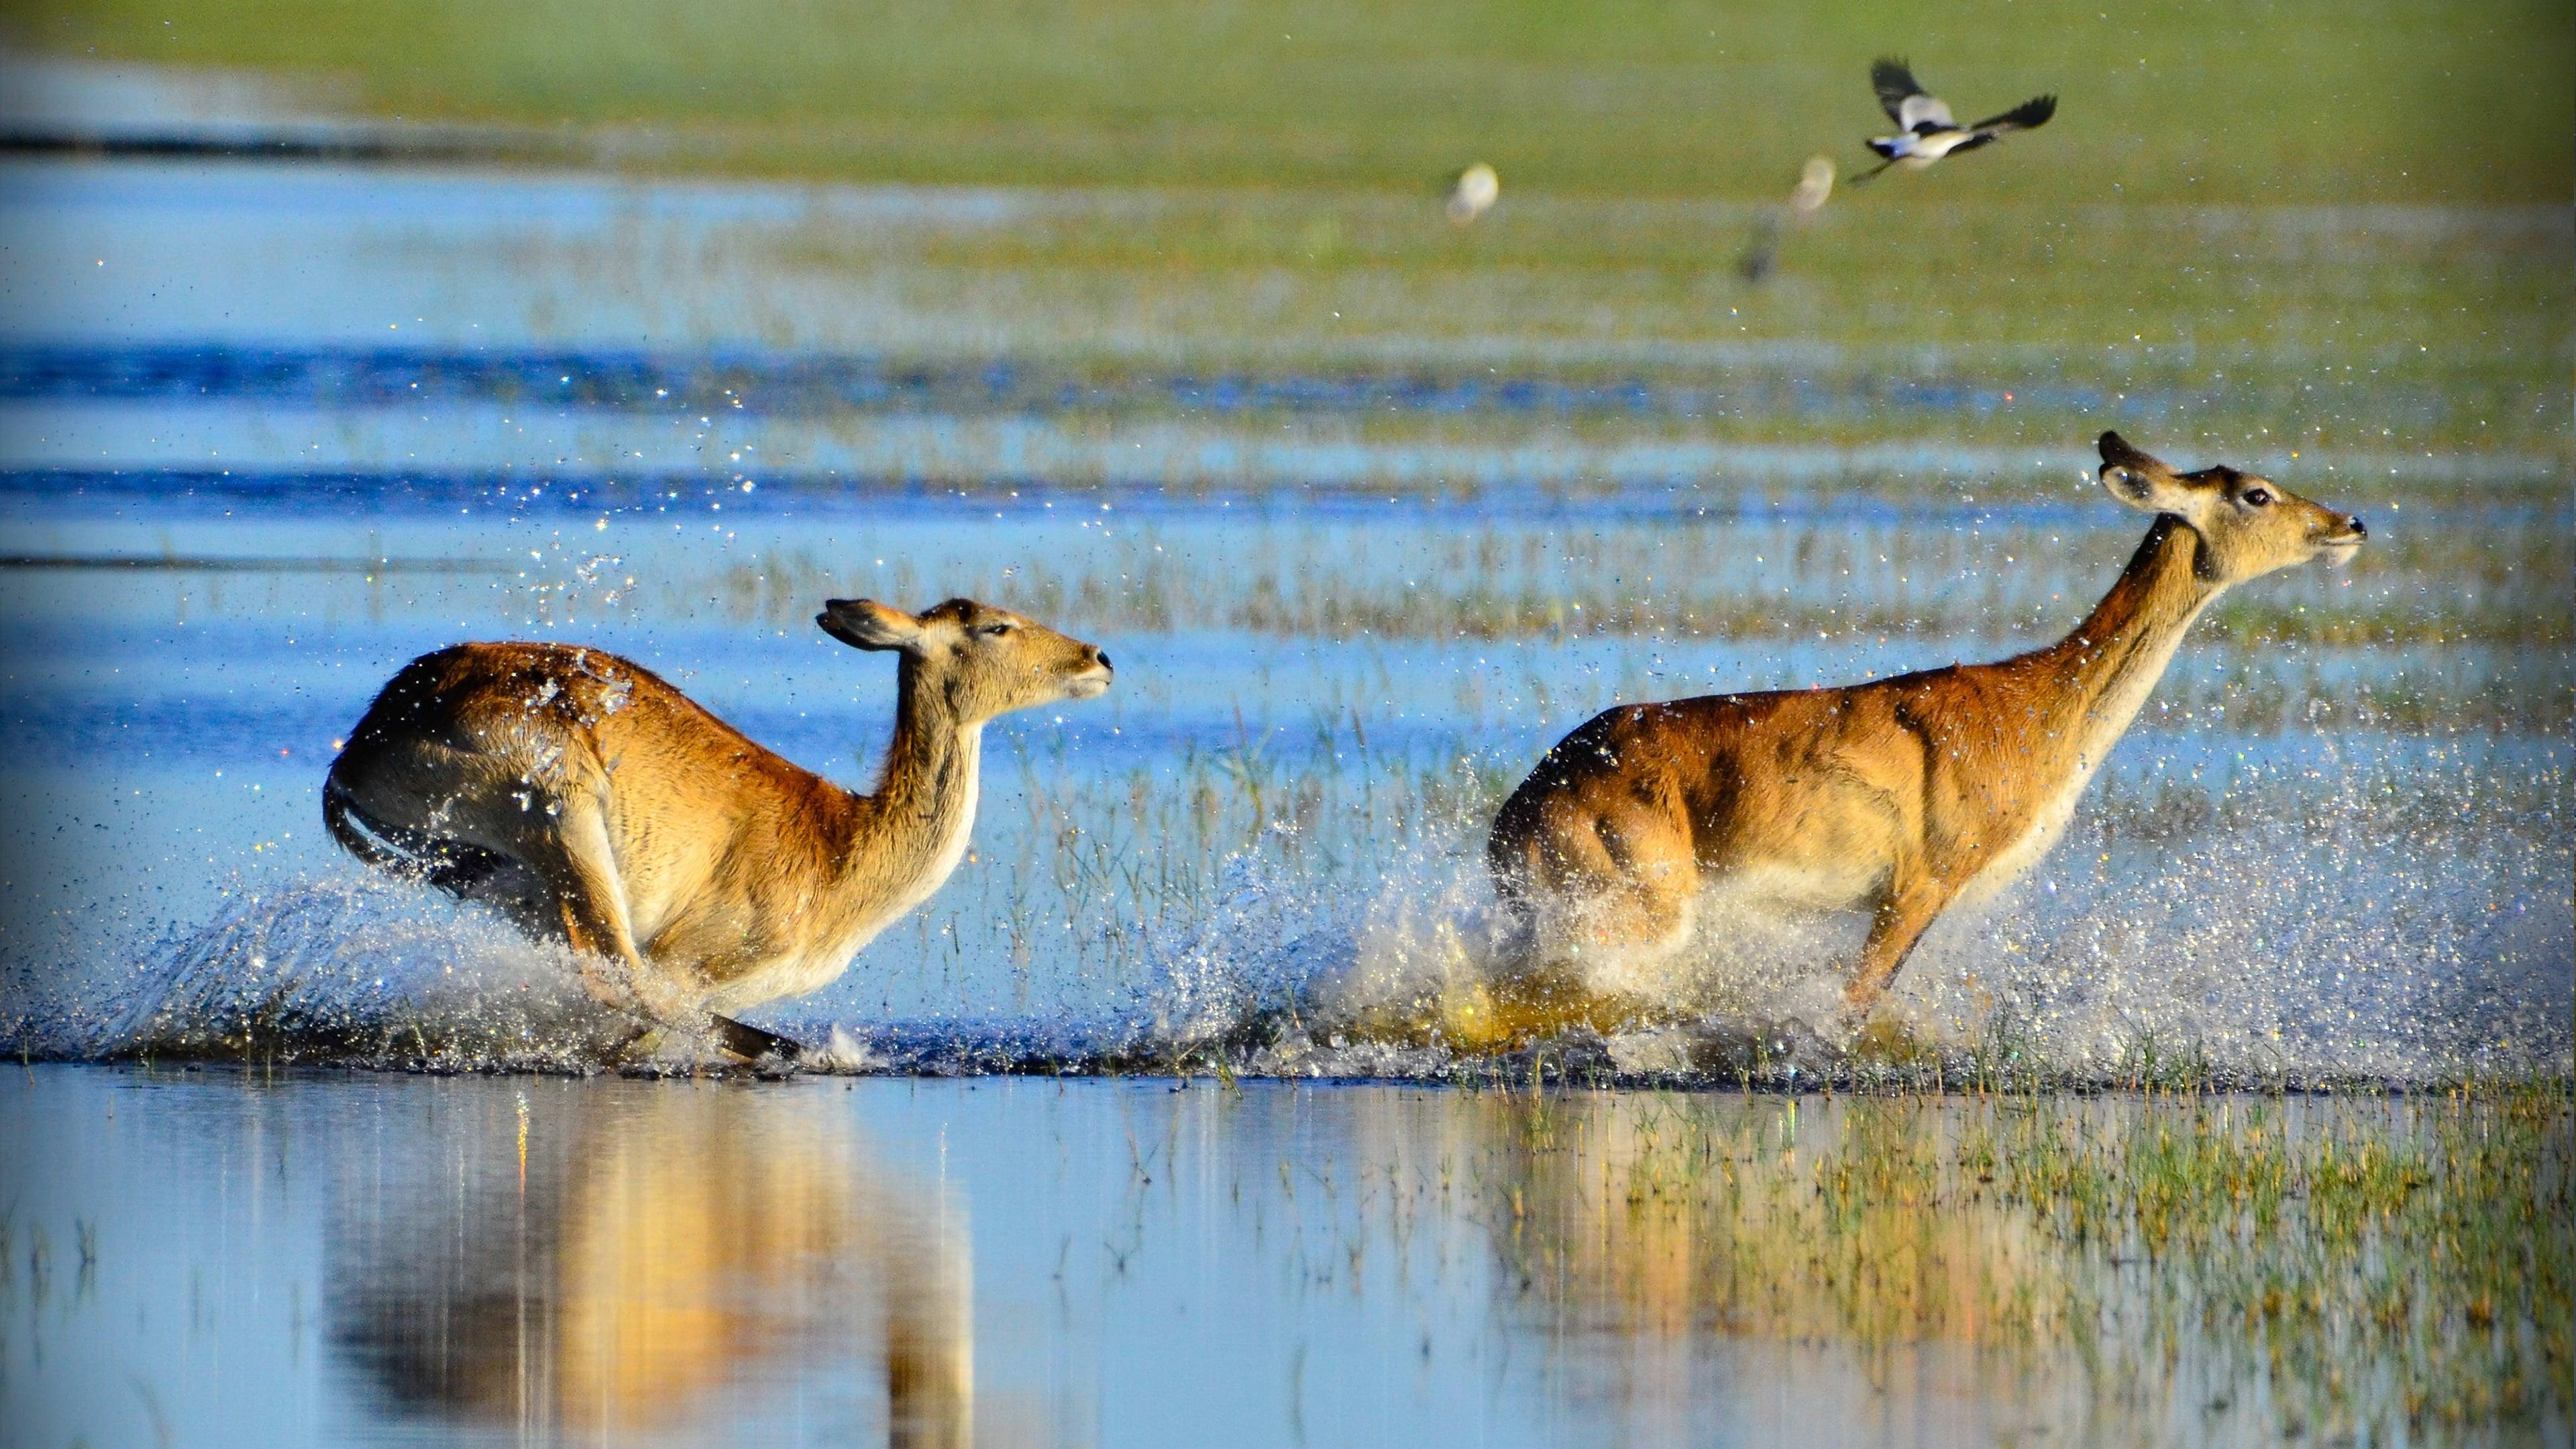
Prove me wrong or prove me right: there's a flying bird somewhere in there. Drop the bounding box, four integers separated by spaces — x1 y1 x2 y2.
1853 58 2055 184
1447 162 1499 225
1737 156 1836 283
1785 154 1836 219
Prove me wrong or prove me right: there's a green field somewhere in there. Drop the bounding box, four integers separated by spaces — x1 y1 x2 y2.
10 1 2571 464
9 0 2572 204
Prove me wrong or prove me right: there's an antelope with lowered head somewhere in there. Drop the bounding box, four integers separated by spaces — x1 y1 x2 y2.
1483 432 2365 1043
323 598 1112 1059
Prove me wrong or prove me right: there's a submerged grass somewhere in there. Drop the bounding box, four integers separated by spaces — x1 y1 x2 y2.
638 511 2575 738
1456 1083 2574 1445
677 511 2573 651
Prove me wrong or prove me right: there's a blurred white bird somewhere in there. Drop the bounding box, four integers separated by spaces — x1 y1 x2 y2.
1447 163 1499 225
1738 156 1836 283
1854 58 2055 184
1786 154 1835 217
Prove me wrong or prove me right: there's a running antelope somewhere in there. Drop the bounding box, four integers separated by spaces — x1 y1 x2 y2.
324 598 1112 1059
1485 433 2365 1040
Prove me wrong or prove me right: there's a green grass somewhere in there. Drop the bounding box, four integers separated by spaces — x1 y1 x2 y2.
11 4 2567 458
9 0 2571 204
1470 1084 2574 1444
753 191 2573 451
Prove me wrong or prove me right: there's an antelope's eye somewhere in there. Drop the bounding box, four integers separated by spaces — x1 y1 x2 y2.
2242 487 2273 507
976 621 1017 638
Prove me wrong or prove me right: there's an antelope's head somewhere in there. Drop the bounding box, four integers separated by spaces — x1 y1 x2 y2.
817 597 1114 722
2097 431 2367 584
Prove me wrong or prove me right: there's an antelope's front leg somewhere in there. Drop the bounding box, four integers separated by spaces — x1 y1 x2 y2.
1842 868 1951 1022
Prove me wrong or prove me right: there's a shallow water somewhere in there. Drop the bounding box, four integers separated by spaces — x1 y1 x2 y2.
3 476 2565 1082
1 153 2570 1083
7 1067 2565 1449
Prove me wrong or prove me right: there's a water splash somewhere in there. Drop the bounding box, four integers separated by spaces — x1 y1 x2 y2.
60 879 641 1069
14 763 2566 1088
1120 771 2575 1086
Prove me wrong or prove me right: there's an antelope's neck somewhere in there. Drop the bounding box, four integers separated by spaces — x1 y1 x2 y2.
2028 517 2222 765
853 670 986 883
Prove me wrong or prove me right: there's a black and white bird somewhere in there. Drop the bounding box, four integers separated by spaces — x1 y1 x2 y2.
1854 58 2055 183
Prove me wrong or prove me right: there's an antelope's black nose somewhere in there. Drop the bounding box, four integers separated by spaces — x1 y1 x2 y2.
1094 649 1114 672
2348 517 2367 539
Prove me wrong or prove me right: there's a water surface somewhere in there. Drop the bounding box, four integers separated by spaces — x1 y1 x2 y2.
11 1067 2562 1448
2 152 2569 1082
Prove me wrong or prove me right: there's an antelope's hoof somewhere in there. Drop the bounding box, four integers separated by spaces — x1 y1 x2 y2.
709 1013 804 1067
1847 1016 1937 1066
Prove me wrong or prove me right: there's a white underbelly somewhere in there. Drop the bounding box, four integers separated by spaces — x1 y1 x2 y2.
697 772 982 1016
1725 860 1886 912
1958 764 2098 906
702 923 896 1014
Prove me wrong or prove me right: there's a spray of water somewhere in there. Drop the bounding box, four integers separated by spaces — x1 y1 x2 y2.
14 749 2565 1087
59 879 657 1070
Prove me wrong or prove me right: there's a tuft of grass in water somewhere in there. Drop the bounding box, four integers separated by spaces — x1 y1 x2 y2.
961 720 1510 1010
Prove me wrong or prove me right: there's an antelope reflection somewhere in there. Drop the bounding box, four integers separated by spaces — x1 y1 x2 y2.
1331 1091 2076 1428
329 1085 971 1447
1459 1094 2066 1348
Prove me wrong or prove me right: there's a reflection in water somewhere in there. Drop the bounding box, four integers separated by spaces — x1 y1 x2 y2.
1431 1092 2086 1442
1333 1088 2571 1447
6 1071 2563 1448
327 1085 971 1446
1295 1089 2095 1443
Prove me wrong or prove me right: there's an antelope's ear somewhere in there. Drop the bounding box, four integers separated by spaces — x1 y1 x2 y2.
817 598 927 653
2097 431 2199 516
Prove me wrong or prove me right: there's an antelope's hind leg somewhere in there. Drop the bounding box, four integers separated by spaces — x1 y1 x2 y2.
327 779 526 901
1482 813 1697 1044
494 792 692 1028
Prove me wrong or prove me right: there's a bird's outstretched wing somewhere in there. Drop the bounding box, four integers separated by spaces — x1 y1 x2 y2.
1970 94 2057 135
1871 57 1952 129
1870 58 1919 121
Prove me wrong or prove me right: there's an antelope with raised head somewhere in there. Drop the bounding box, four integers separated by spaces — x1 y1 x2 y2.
1483 432 2365 1042
323 598 1112 1059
